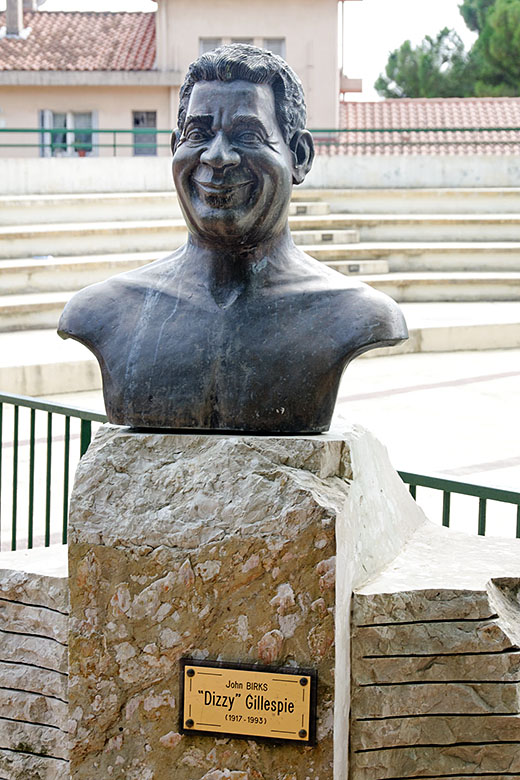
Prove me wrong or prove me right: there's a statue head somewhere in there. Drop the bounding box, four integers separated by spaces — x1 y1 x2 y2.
171 44 315 247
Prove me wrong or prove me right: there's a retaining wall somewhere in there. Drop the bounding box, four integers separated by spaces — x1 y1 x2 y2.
2 154 520 195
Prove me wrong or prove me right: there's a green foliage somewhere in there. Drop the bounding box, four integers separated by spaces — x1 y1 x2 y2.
473 0 520 94
375 28 477 98
375 0 520 98
459 0 495 32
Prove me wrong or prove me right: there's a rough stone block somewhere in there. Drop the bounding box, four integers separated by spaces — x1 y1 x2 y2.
0 631 68 673
67 424 426 780
0 750 69 779
350 533 520 780
0 599 68 643
0 719 69 760
0 660 68 701
0 689 68 729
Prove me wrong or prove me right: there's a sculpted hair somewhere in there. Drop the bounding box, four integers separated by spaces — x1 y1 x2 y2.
177 43 307 144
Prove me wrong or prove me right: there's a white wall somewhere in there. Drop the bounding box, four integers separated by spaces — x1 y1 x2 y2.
304 155 520 189
0 157 174 194
2 155 520 195
159 0 340 128
0 85 172 158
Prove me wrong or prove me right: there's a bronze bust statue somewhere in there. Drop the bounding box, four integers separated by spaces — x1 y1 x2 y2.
58 44 407 433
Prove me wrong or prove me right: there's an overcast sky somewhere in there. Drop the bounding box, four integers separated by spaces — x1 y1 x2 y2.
1 0 477 101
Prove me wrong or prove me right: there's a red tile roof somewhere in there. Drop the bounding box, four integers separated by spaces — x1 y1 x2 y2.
0 11 156 71
318 97 520 155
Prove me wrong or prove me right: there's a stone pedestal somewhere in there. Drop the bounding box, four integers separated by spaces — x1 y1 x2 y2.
350 524 520 779
0 546 69 779
67 425 425 780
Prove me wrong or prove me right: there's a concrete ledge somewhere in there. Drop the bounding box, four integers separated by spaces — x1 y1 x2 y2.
305 155 520 190
3 155 520 195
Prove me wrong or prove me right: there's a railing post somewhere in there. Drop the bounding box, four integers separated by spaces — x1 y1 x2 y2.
28 408 36 549
45 412 52 547
478 498 487 536
62 416 70 544
80 419 92 457
0 402 3 539
442 491 451 527
11 406 19 551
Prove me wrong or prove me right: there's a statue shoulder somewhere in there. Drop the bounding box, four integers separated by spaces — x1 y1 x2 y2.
58 276 127 347
333 281 408 353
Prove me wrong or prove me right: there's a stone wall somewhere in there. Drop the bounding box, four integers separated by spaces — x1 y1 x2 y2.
350 524 520 778
0 546 69 779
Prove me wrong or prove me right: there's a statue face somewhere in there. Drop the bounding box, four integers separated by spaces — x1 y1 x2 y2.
172 80 294 246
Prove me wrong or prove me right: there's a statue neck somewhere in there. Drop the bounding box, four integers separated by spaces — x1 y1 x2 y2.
184 225 296 300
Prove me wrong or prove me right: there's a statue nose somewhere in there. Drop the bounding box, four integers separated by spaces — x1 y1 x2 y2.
200 132 240 170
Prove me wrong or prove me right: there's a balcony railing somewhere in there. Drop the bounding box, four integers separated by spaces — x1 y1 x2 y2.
1 126 520 156
1 392 519 552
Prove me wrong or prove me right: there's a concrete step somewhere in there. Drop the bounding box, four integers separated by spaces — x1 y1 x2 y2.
363 271 520 303
0 214 347 259
292 229 359 245
0 219 189 259
303 188 520 215
324 241 520 272
0 291 73 331
3 188 519 227
0 192 328 226
288 201 330 216
3 303 520 397
0 253 162 295
0 243 378 298
0 191 183 226
329 214 520 242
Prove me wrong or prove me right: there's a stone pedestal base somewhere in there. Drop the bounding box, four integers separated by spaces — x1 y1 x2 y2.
67 425 425 780
350 524 520 779
0 546 69 779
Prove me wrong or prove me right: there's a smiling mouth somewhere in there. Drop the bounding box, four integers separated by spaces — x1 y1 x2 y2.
193 180 253 194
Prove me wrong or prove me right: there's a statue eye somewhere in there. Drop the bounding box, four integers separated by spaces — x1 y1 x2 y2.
236 131 263 145
185 128 210 142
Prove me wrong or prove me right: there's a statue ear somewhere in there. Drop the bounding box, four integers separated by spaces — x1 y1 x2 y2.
289 130 314 185
171 129 181 155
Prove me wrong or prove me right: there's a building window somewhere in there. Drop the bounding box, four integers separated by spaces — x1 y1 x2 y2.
263 38 286 58
39 110 95 157
132 111 157 157
73 112 94 155
231 38 253 45
199 38 222 55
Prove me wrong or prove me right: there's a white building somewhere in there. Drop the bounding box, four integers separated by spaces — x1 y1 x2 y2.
0 0 362 157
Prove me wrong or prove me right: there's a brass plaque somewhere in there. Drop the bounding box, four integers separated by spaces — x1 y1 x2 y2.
180 659 317 744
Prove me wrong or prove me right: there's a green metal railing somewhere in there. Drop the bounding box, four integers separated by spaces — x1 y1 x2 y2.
1 392 519 551
311 126 520 154
1 126 519 156
0 391 107 551
0 127 171 155
399 471 520 538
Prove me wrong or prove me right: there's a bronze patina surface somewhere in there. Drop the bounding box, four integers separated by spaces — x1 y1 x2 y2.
58 44 407 432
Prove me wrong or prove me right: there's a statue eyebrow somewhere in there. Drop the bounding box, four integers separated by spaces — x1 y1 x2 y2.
230 115 269 135
184 114 213 129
